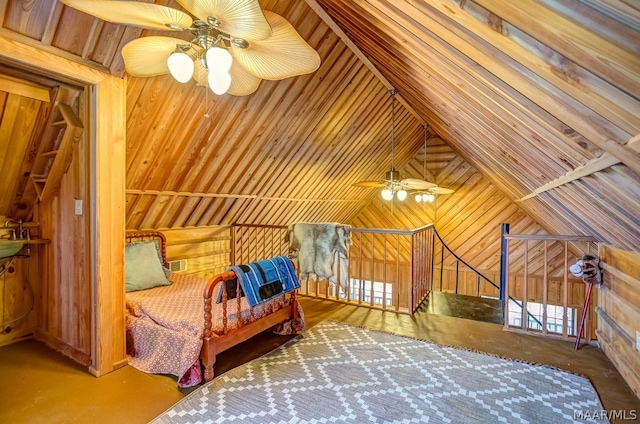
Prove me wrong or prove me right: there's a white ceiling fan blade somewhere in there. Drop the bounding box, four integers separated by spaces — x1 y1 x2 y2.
353 181 386 188
177 0 271 42
60 0 192 30
401 178 437 190
122 36 200 77
429 187 455 195
228 63 262 96
230 11 320 80
195 60 262 96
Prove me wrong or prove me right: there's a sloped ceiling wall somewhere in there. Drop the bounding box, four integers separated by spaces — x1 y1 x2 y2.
0 0 638 252
317 0 640 251
120 0 429 228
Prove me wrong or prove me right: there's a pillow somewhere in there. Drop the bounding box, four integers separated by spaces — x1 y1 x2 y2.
150 241 172 276
125 241 172 292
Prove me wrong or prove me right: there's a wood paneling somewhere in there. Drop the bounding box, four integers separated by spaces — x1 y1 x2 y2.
0 0 638 386
1 0 638 248
597 245 640 398
317 0 640 251
161 226 232 279
37 93 92 365
91 74 127 376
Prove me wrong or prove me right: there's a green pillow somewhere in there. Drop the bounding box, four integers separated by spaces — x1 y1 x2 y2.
125 241 172 292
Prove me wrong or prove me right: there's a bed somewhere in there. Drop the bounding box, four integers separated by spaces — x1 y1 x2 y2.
125 231 303 387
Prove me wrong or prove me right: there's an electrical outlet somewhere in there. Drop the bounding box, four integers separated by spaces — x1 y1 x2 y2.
636 331 640 352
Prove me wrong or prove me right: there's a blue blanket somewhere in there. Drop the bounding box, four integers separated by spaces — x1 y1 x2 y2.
217 256 300 307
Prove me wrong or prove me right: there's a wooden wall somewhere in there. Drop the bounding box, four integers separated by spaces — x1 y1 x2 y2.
36 91 93 365
159 227 232 280
597 245 640 398
354 137 570 277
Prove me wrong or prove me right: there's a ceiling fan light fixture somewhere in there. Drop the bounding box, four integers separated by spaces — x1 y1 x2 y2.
208 70 232 95
206 46 233 73
415 194 422 203
381 188 394 201
396 189 407 201
167 50 195 83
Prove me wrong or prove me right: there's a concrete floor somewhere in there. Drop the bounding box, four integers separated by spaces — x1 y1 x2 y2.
0 296 638 423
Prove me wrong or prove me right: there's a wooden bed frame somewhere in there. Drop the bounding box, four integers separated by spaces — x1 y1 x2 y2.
125 231 300 383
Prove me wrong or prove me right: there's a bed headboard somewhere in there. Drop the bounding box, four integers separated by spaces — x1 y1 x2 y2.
125 231 169 268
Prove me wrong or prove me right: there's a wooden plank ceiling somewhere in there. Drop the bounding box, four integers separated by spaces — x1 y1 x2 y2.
0 0 638 251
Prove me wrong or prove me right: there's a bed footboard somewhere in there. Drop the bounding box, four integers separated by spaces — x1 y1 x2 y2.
201 271 299 382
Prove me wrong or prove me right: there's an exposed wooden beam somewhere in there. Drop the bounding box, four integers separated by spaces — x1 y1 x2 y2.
41 1 64 46
304 0 426 126
126 189 257 200
82 19 104 60
518 133 640 201
126 189 361 202
0 75 50 102
0 30 111 79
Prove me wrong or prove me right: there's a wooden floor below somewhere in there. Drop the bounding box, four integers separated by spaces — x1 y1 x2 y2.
0 296 638 423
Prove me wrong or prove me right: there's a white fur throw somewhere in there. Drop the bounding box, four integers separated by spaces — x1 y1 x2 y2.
285 222 351 290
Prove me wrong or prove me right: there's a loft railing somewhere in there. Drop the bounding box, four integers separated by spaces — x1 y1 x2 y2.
231 224 434 314
500 226 597 342
432 227 543 327
433 228 498 296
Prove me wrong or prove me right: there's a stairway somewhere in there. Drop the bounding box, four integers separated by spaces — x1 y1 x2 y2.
421 291 504 325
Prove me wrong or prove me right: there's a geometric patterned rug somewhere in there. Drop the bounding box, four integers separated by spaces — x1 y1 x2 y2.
151 321 608 423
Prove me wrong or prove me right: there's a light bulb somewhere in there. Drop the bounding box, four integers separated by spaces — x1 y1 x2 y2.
206 46 233 73
426 194 435 202
381 188 393 201
167 51 194 83
414 194 422 203
396 189 407 201
208 70 232 95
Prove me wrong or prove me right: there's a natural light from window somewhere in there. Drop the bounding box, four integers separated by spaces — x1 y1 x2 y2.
348 279 393 305
508 300 576 335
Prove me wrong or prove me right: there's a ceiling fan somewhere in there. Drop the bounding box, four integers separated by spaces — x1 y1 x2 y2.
59 0 321 96
413 124 454 203
353 90 450 201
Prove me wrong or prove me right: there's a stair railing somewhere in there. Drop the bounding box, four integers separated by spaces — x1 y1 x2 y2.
432 228 543 327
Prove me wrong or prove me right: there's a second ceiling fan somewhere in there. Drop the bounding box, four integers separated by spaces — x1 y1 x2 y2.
353 90 453 201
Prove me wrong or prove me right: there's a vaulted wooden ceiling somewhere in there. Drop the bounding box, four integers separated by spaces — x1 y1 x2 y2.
0 0 638 251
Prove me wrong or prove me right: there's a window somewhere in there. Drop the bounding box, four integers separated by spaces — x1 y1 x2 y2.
349 279 393 306
508 300 576 335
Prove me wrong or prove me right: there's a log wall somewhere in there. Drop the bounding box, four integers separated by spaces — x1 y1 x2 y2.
158 227 232 279
597 245 640 398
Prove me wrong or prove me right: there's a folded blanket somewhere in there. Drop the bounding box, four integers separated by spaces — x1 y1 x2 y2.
223 256 299 307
